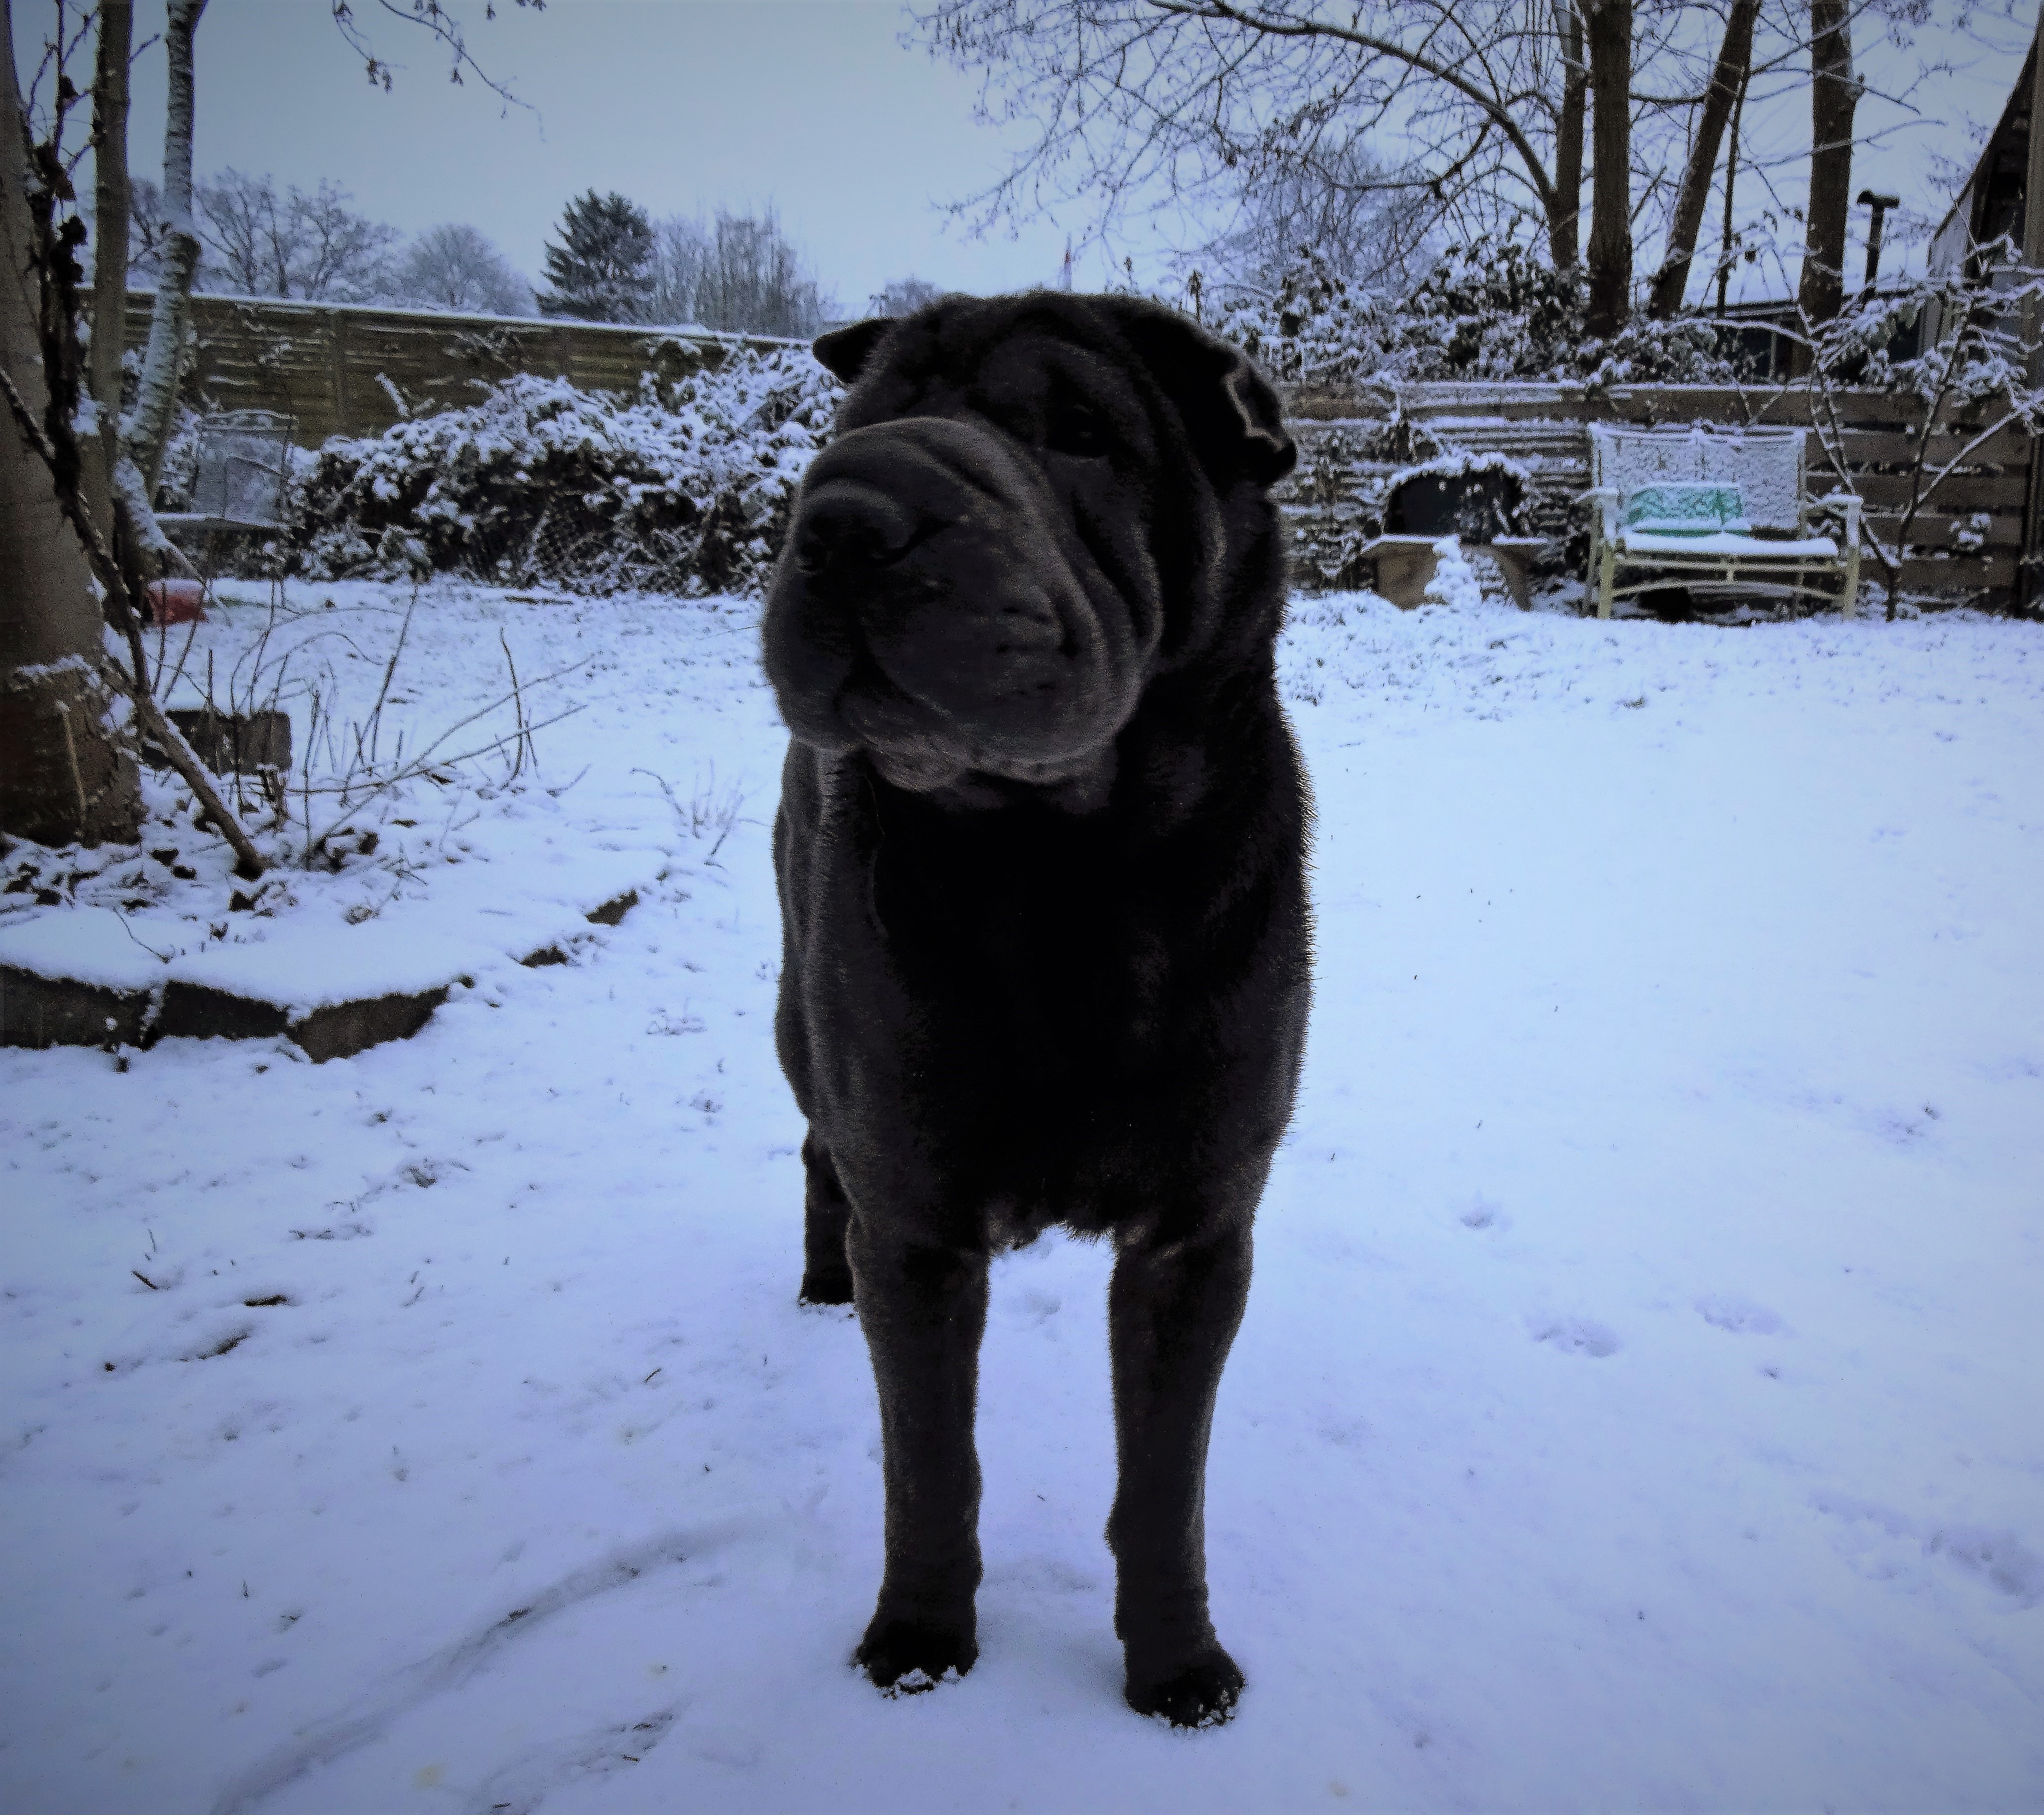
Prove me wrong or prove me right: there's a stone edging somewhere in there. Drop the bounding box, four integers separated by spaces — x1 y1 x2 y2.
0 888 640 1064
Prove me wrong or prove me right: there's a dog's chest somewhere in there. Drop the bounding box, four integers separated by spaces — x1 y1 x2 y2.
871 811 1166 1086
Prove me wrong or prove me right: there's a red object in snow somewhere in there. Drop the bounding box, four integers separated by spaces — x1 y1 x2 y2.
145 578 208 624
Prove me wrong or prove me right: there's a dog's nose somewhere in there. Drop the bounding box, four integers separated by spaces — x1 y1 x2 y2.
792 481 918 576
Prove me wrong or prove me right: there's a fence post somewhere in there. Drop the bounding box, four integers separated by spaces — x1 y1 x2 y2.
326 307 351 443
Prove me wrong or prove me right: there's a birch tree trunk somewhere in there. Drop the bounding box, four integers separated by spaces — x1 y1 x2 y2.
1796 0 1858 346
1551 0 1587 272
82 0 132 546
1 0 142 848
124 0 205 496
1647 0 1759 319
1583 0 1633 338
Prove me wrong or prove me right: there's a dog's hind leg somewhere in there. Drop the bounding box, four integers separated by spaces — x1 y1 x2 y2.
1106 1217 1254 1728
847 1219 989 1691
798 1133 855 1306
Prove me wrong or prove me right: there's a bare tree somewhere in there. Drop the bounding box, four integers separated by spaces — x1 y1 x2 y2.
646 213 707 325
391 222 532 314
329 0 547 101
193 170 401 301
650 207 835 336
3 0 140 848
913 0 1615 299
1554 0 1587 271
125 0 203 495
870 275 947 317
1184 132 1437 303
1791 247 2044 618
1646 0 1759 319
83 0 131 548
1582 0 1632 337
1795 0 1860 344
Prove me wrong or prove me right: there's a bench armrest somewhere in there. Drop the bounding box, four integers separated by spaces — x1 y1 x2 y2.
1575 485 1619 539
1809 490 1862 532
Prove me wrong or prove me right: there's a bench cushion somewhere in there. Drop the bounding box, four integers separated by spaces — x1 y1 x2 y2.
1622 482 1747 536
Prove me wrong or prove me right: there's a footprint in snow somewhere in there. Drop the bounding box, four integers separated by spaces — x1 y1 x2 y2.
1814 1494 2044 1608
463 1709 678 1815
1459 1194 1507 1232
1529 1317 1620 1358
1696 1294 1786 1336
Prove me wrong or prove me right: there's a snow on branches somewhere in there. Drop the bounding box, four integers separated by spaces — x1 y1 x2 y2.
1214 241 1734 389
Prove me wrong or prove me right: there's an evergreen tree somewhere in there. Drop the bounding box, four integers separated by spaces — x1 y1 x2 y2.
536 189 654 322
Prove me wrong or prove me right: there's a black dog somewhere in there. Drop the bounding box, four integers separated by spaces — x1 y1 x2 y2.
762 292 1311 1729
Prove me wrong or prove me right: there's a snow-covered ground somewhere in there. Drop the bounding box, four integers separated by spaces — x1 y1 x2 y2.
4 580 2041 1814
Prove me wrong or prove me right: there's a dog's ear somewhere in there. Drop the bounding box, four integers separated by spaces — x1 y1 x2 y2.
1114 302 1296 488
812 318 894 384
1217 351 1297 485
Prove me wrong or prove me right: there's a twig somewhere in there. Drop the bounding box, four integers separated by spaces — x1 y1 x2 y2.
498 628 532 780
302 704 587 855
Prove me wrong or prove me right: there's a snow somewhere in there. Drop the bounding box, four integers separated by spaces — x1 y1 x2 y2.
4 580 2042 1813
0 907 168 994
1617 531 1841 559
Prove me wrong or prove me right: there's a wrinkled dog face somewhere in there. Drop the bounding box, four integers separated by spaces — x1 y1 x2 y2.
763 295 1294 797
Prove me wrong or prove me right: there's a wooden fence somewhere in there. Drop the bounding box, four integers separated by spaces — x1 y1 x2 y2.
118 289 801 447
1276 381 2037 609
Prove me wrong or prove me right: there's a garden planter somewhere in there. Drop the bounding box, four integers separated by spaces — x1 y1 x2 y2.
1385 467 1527 543
144 578 207 624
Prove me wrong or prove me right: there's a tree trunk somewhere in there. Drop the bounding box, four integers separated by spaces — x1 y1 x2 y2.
82 0 132 546
1583 0 1633 338
1715 60 1749 317
125 0 205 496
1647 0 1759 319
1796 0 1858 345
1551 0 1587 272
1 0 142 849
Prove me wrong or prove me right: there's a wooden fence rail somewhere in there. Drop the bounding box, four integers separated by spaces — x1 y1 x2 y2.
1276 381 2039 608
117 289 801 448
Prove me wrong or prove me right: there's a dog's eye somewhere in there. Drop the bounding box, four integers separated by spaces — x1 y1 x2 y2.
1045 402 1108 459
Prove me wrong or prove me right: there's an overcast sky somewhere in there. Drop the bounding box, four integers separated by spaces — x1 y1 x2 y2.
12 0 2039 317
22 0 1091 313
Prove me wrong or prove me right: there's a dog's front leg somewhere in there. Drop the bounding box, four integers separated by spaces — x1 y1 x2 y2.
1107 1217 1253 1727
848 1215 990 1690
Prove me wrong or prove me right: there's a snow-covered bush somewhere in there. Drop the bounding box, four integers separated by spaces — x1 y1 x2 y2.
1215 241 1736 389
290 347 839 596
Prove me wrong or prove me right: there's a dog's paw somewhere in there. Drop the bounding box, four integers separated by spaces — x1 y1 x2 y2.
1125 1647 1244 1729
855 1616 977 1693
798 1268 855 1307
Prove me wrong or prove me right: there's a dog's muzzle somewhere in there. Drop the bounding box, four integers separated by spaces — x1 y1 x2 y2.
762 418 1145 790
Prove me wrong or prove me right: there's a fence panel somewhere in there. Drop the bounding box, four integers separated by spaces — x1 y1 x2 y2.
118 290 800 447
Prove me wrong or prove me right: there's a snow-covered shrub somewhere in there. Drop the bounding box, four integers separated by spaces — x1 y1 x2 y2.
1215 241 1736 389
290 347 839 596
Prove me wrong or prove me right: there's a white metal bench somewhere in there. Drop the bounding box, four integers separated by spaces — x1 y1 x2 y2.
1582 424 1861 618
154 410 295 536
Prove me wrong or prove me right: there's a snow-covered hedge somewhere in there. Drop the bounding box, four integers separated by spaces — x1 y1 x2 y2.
1216 241 1736 390
289 347 839 596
